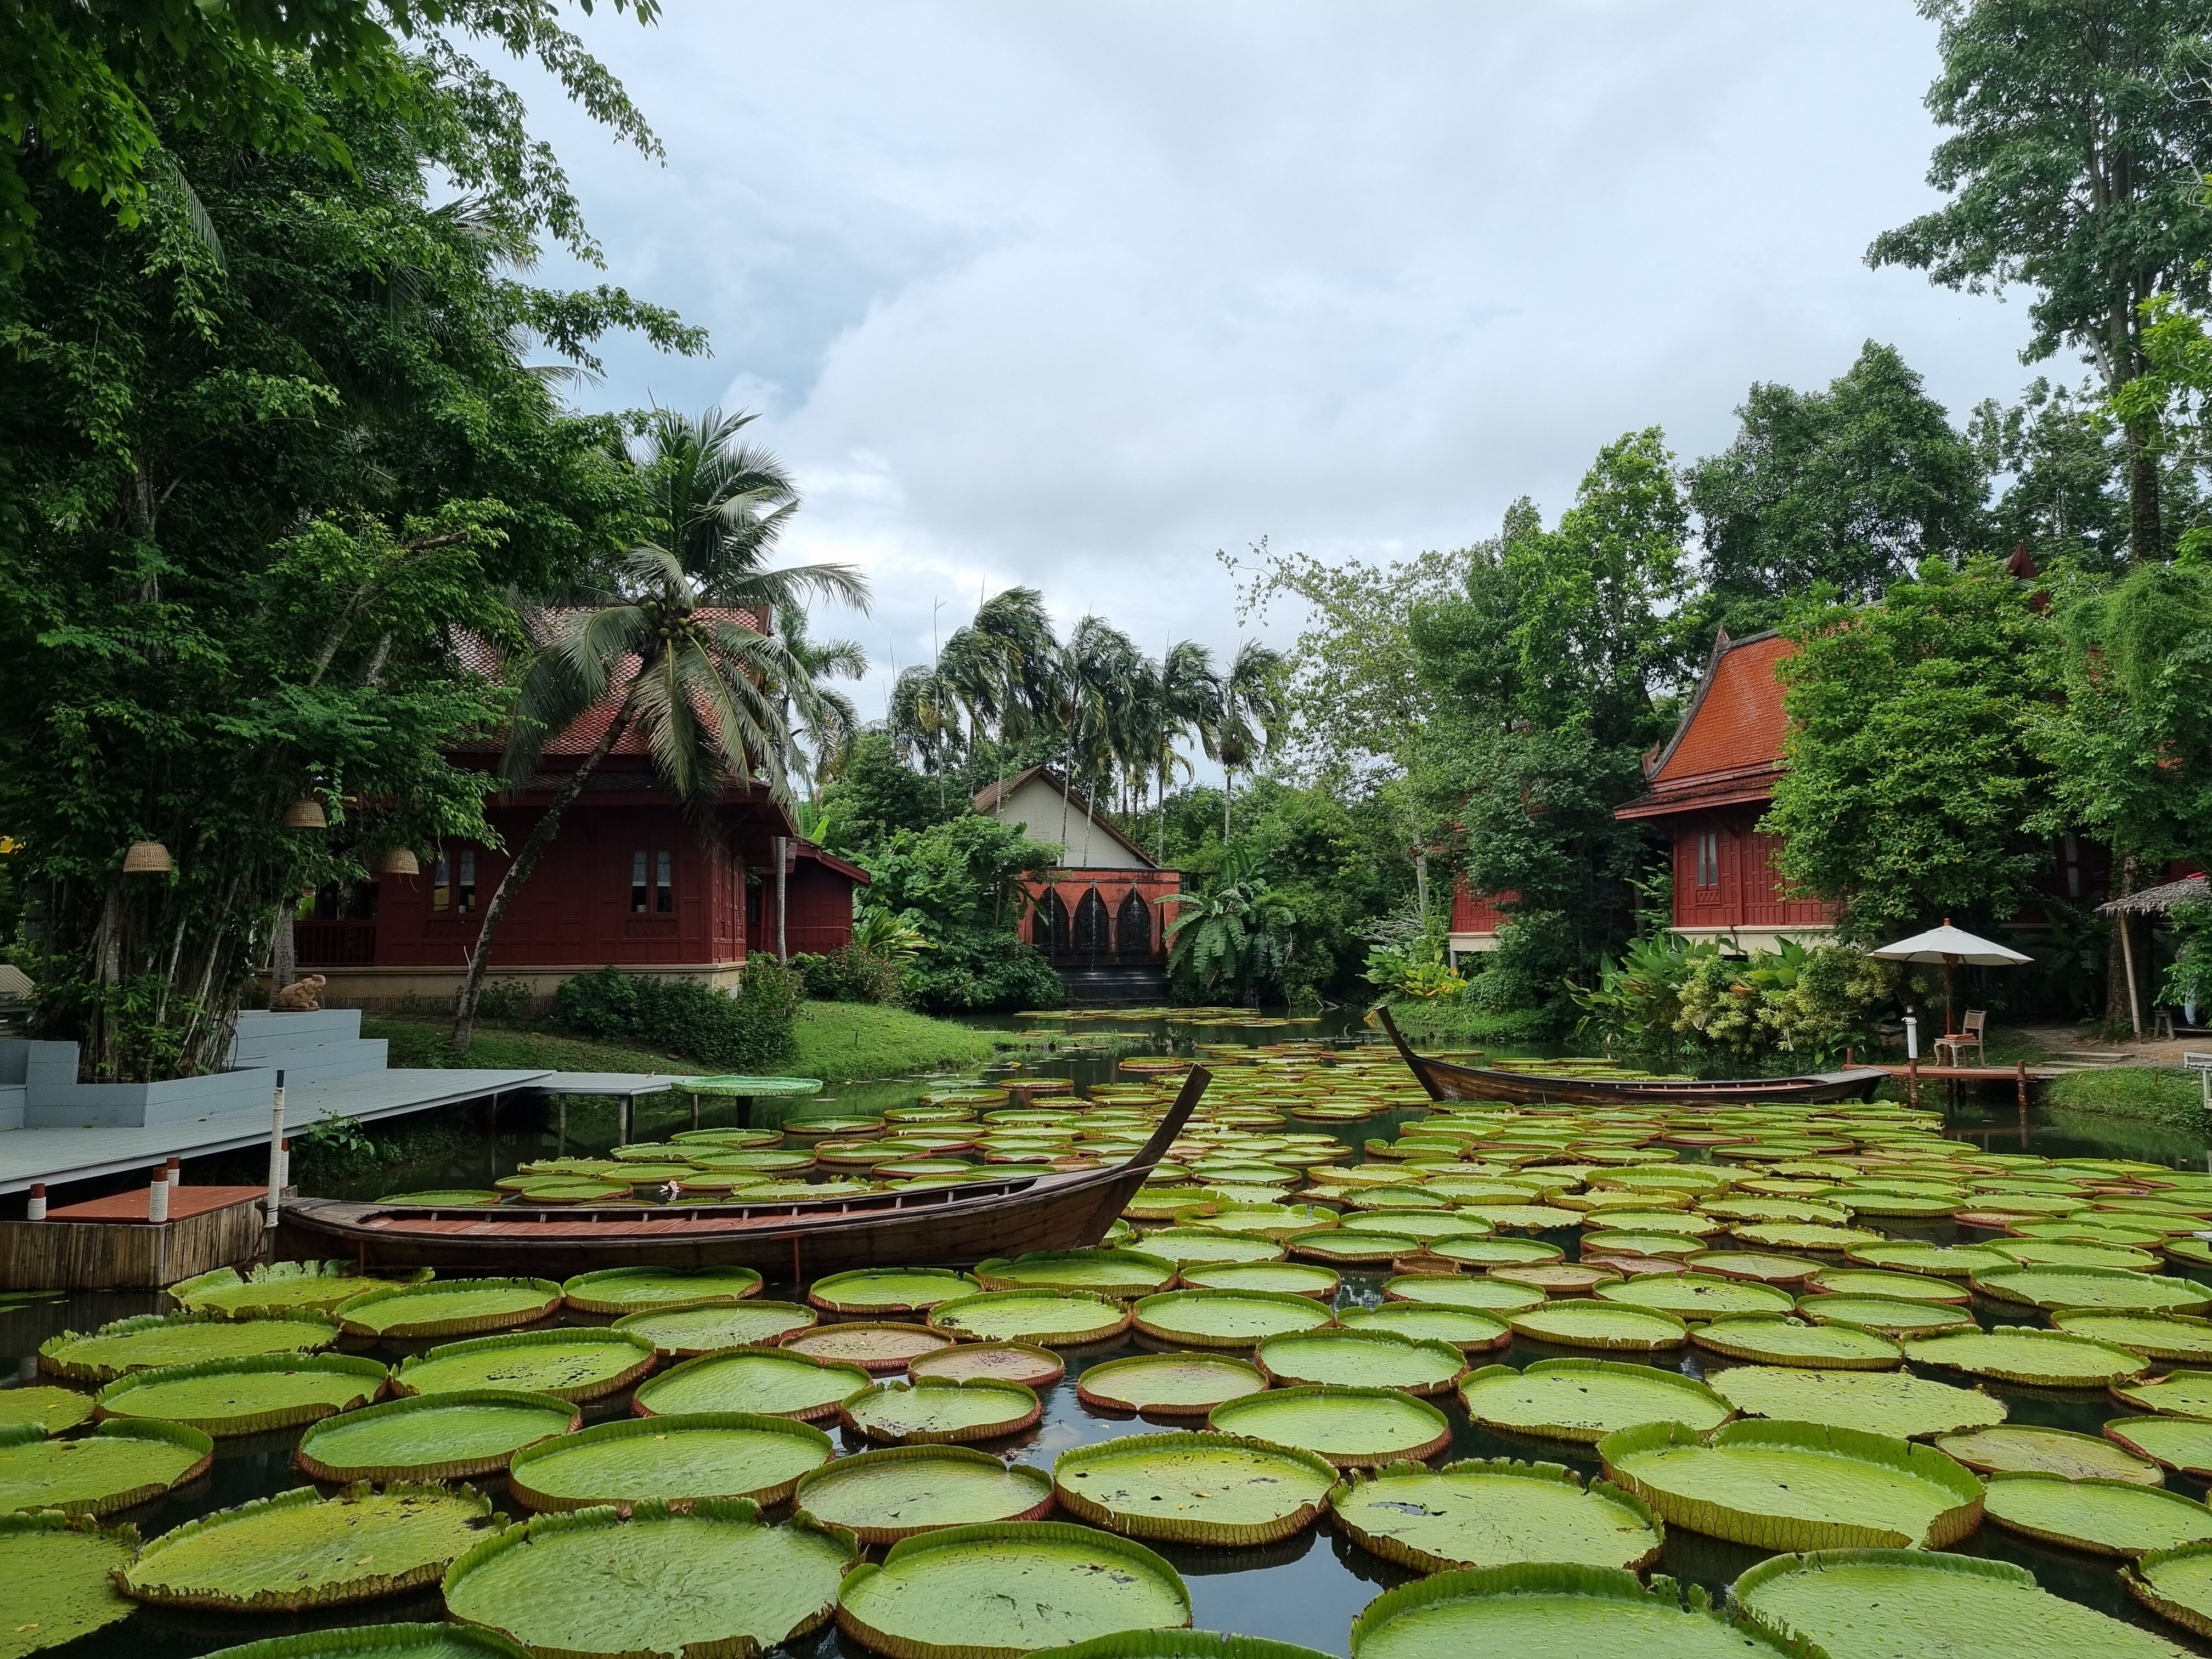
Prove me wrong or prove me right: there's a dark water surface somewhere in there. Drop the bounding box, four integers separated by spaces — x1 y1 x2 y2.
9 1012 2212 1657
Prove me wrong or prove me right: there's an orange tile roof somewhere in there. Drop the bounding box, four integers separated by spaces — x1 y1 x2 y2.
1615 631 1795 821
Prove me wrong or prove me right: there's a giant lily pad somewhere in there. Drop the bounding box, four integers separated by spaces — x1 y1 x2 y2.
444 1498 856 1659
1971 1266 2212 1314
95 1353 386 1436
1703 1366 2004 1439
1904 1326 2149 1388
782 1323 955 1373
1054 1431 1336 1544
336 1279 562 1340
1983 1471 2212 1556
975 1251 1178 1297
2126 1542 2212 1639
810 1269 983 1316
1382 1276 1545 1313
193 1626 532 1659
40 1311 338 1384
632 1345 870 1422
170 1262 432 1319
1457 1359 1730 1443
1843 1242 2011 1278
908 1342 1065 1388
837 1521 1190 1658
1684 1252 1822 1288
0 1387 95 1436
1130 1290 1332 1348
393 1330 657 1402
793 1445 1053 1544
1989 1238 2160 1271
840 1378 1042 1445
1794 1295 1974 1338
1508 1302 1687 1352
121 1482 493 1611
295 1391 578 1482
2118 1371 2212 1415
1734 1547 2188 1659
2055 1312 2212 1363
612 1300 817 1358
1208 1386 1452 1468
1288 1231 1418 1265
1936 1423 2163 1484
1018 1632 1330 1659
930 1292 1132 1347
1178 1262 1339 1299
1252 1329 1464 1395
2108 1415 2212 1479
1689 1317 1899 1370
0 1510 138 1659
507 1412 833 1510
1348 1563 1786 1659
1329 1458 1662 1575
560 1267 762 1316
1075 1353 1268 1418
1339 1304 1511 1353
1597 1419 1983 1550
0 1418 211 1515
1592 1275 1793 1320
1130 1230 1285 1268
1426 1237 1563 1268
1803 1267 1968 1304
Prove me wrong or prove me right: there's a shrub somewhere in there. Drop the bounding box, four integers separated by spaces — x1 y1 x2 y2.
791 943 907 1006
554 961 799 1071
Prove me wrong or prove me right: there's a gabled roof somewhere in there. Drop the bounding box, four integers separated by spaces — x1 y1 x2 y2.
973 764 1159 868
1616 630 1795 821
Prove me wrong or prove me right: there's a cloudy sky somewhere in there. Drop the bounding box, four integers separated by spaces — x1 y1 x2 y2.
505 1 2045 729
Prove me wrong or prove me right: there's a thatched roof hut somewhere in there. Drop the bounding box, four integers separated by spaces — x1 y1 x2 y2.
2097 875 2211 917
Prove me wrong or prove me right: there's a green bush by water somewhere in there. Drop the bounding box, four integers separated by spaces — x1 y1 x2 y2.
2043 1065 2208 1131
554 963 800 1071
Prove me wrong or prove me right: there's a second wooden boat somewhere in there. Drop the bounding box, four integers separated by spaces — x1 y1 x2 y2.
279 1066 1211 1282
1376 1009 1885 1106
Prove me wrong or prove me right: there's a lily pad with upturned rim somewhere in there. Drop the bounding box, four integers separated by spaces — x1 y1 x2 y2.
295 1391 579 1482
928 1291 1132 1347
1128 1230 1285 1268
836 1521 1191 1659
506 1412 834 1510
1347 1562 1788 1659
1023 1633 1331 1659
1842 1242 2012 1278
1509 1301 1688 1352
1074 1353 1268 1418
2126 1542 2212 1639
121 1482 493 1611
1983 1470 2212 1557
1591 1275 1793 1321
1903 1325 2149 1388
808 1268 984 1316
558 1267 763 1316
792 1445 1054 1544
839 1377 1042 1446
1971 1266 2212 1314
974 1251 1179 1298
631 1345 870 1422
0 1386 95 1436
1381 1276 1545 1313
2055 1312 2212 1363
39 1312 339 1384
0 1417 212 1515
1338 1304 1511 1353
1177 1262 1339 1299
0 1510 139 1659
2107 1415 2212 1479
1735 1547 2188 1659
1425 1237 1563 1268
393 1330 657 1403
1703 1366 2005 1439
2117 1372 2212 1416
190 1626 532 1659
1128 1290 1332 1348
1456 1359 1731 1443
1802 1268 1969 1304
1207 1385 1452 1468
336 1279 562 1340
1328 1457 1662 1575
170 1262 432 1319
781 1323 956 1373
611 1301 817 1358
1251 1329 1465 1395
1793 1295 1974 1337
1598 1419 1984 1551
443 1497 856 1659
906 1342 1065 1389
94 1352 386 1436
1688 1317 1900 1371
1936 1423 2164 1484
1052 1431 1336 1543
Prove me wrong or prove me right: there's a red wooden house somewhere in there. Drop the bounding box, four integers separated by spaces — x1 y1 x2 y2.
1613 628 1837 947
296 613 866 1007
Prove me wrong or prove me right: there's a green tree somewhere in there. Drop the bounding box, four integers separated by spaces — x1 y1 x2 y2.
1968 379 2131 570
1870 0 2212 563
452 408 868 1051
1764 557 2057 940
1162 843 1296 1000
1688 342 1988 634
856 816 1063 1012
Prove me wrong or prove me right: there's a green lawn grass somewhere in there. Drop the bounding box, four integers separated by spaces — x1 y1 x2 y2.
363 999 1000 1086
2042 1064 2208 1130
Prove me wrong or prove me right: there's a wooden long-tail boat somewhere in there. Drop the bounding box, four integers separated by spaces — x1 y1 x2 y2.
279 1067 1210 1282
1376 1009 1886 1107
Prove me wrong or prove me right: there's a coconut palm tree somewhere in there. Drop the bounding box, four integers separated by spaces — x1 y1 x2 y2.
956 587 1057 819
887 663 962 802
1059 616 1140 861
776 606 867 792
449 408 870 1055
1217 639 1287 841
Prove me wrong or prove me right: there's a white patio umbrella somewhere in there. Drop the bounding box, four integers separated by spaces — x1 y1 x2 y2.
1868 918 2032 1040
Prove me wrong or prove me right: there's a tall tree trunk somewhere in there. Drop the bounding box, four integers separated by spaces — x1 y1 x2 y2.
775 834 789 962
2126 423 2163 565
451 703 631 1056
266 901 297 1009
2108 853 2141 1037
1222 769 1233 844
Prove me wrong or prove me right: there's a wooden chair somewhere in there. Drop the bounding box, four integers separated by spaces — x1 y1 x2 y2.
1933 1010 1985 1067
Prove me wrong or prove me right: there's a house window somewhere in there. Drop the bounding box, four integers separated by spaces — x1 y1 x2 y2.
456 848 476 914
2064 833 2083 899
432 848 449 913
633 850 673 914
1696 831 1721 890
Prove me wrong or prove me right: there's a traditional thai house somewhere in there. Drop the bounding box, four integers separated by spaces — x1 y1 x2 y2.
1613 629 1838 949
296 612 866 1008
1446 882 1513 963
972 766 1181 996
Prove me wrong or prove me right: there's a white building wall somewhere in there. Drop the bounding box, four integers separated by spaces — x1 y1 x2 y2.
991 777 1151 869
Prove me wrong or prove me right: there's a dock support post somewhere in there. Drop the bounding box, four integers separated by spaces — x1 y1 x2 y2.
264 1069 287 1255
558 1098 567 1156
618 1094 630 1147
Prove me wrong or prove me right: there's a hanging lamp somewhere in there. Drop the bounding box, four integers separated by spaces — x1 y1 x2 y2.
380 845 421 877
283 798 328 830
122 840 174 875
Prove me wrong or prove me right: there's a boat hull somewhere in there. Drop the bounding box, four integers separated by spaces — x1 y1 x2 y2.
280 1068 1208 1281
1375 1009 1886 1107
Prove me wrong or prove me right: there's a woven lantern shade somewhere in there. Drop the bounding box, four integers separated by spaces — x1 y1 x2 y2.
380 845 421 877
122 840 174 875
283 797 328 831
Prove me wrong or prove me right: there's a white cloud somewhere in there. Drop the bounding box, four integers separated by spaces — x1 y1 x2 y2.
504 1 2043 733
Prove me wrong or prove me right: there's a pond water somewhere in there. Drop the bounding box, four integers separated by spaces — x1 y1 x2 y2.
8 1011 2212 1658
